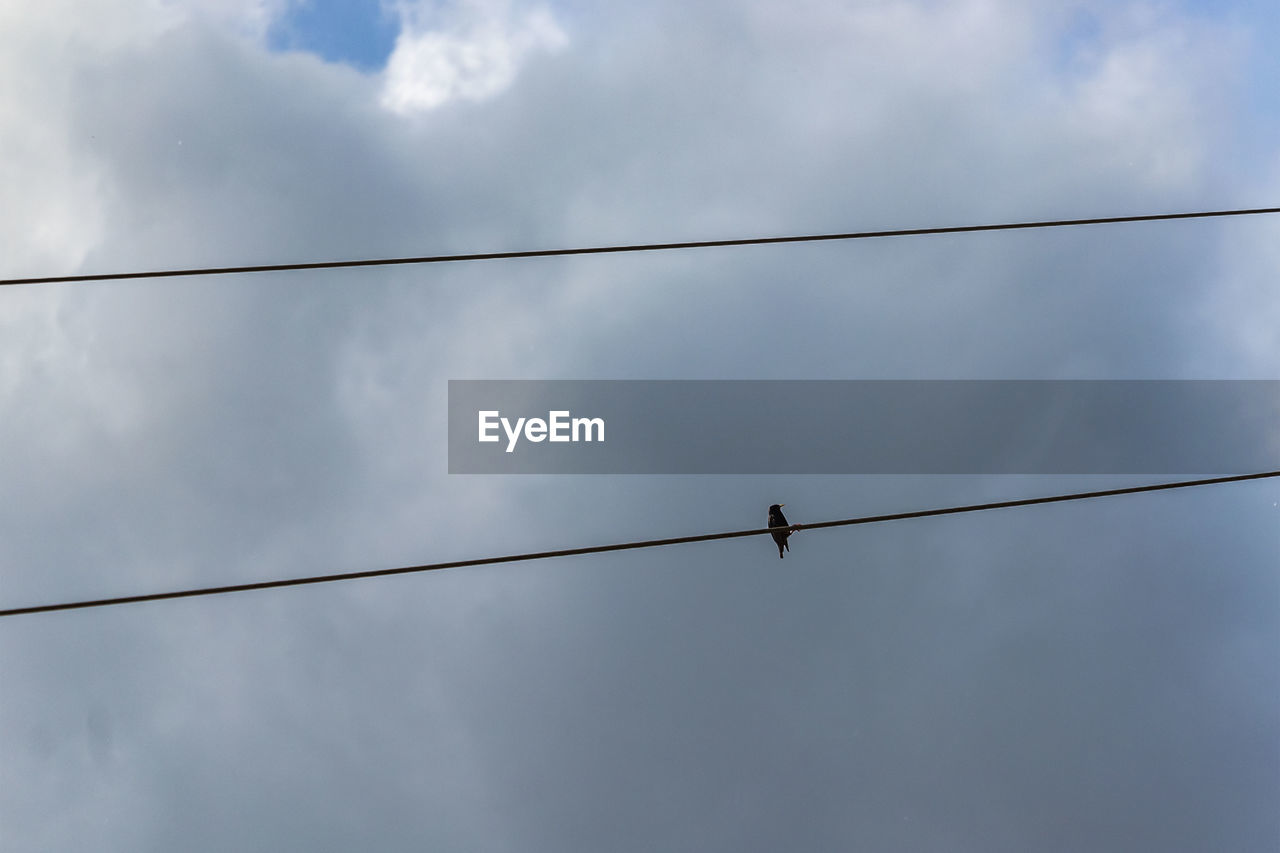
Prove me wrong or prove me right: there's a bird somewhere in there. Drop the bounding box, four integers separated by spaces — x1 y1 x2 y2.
768 503 793 559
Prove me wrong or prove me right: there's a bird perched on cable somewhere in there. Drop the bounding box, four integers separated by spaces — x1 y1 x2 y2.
768 503 799 559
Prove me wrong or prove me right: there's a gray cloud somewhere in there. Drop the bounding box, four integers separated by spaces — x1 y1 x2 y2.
0 0 1276 850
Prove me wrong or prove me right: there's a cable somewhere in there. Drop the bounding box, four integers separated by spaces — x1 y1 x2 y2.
2 471 1275 618
3 206 1277 287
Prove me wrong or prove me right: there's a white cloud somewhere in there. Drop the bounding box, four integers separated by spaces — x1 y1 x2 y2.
160 0 294 41
380 0 567 113
0 0 297 282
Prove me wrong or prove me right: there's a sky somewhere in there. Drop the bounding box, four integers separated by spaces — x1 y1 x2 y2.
1 0 1278 850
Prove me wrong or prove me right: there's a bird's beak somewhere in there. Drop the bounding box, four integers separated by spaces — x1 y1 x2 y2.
779 504 784 507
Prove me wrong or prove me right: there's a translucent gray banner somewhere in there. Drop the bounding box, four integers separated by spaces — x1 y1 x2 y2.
447 380 1279 474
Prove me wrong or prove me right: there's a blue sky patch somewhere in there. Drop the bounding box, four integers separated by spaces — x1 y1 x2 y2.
269 0 400 71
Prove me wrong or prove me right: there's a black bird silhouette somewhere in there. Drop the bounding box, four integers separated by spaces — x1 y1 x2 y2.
768 503 793 558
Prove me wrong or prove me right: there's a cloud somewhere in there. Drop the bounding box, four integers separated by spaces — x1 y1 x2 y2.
0 1 1277 850
381 0 567 113
166 0 295 41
